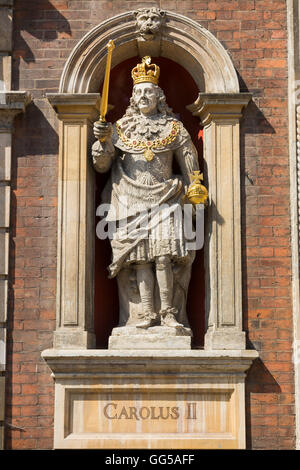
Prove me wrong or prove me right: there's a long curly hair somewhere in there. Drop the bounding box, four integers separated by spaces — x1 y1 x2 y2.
124 85 175 118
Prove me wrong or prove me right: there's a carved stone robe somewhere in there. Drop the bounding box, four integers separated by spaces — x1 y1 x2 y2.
94 113 200 326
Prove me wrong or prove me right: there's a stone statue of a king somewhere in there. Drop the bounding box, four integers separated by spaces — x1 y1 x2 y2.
92 56 205 337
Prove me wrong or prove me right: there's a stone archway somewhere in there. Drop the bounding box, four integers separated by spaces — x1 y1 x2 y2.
59 10 239 95
47 10 251 351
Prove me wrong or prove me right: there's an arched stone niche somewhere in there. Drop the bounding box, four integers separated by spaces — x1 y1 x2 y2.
44 9 258 451
47 10 252 350
59 11 238 94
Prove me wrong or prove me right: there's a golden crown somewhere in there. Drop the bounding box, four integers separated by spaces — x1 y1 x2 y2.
131 56 160 85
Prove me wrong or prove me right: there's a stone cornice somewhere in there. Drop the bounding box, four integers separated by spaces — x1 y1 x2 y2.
47 93 101 121
0 91 31 110
42 349 259 377
187 92 252 125
0 91 32 129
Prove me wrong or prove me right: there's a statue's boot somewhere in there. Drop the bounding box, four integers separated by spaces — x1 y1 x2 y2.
160 307 183 328
136 312 159 329
156 256 183 327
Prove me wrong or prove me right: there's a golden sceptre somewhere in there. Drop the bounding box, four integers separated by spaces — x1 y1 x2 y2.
97 39 115 142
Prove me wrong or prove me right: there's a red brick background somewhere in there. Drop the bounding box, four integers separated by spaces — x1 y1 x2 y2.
5 0 295 449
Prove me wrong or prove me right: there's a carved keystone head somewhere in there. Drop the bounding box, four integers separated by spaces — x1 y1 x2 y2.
134 7 165 41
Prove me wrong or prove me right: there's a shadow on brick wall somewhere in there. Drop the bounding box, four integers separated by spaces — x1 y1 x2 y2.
238 70 276 134
240 96 276 342
240 98 276 341
241 100 276 135
12 101 58 158
8 100 58 285
245 357 281 449
238 73 279 449
12 0 71 89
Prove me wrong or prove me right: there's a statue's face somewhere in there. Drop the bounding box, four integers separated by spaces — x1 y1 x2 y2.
133 82 158 116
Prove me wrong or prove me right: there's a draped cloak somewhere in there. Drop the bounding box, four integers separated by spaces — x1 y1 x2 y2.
101 117 196 278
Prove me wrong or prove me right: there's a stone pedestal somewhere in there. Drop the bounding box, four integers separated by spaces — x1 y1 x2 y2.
42 349 258 450
109 326 192 350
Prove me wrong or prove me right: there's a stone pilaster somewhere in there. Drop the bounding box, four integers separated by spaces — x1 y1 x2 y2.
0 0 13 93
0 0 13 447
287 0 300 450
188 93 251 350
47 93 100 349
0 91 31 448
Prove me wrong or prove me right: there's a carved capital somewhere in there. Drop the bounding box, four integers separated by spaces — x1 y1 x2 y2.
187 93 252 125
0 91 32 130
47 93 100 122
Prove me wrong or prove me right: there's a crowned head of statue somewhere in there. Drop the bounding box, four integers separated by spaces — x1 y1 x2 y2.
131 57 161 116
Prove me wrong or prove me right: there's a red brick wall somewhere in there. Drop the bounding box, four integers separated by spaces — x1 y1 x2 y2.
5 0 295 449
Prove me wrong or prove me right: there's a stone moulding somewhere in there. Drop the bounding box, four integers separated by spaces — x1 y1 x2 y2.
296 105 300 252
42 348 259 376
0 91 31 128
187 93 253 124
42 349 258 449
59 10 239 95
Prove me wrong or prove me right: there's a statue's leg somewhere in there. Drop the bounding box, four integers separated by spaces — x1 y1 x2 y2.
135 263 158 328
155 255 183 327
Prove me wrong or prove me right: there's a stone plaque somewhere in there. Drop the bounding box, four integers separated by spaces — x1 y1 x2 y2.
69 390 234 436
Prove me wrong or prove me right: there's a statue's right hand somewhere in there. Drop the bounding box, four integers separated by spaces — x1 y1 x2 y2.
93 120 112 141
